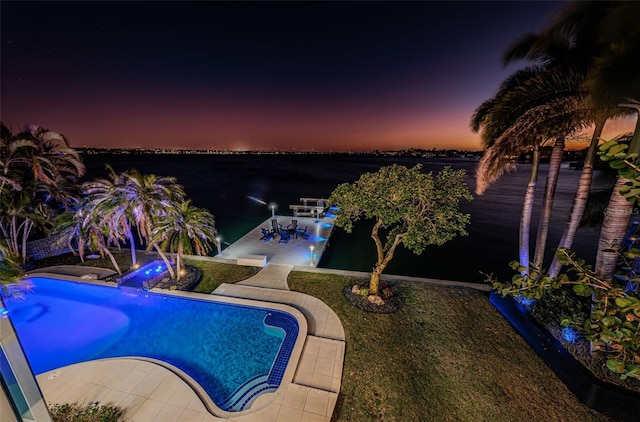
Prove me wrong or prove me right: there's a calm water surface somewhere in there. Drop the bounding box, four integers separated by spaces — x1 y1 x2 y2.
82 154 607 283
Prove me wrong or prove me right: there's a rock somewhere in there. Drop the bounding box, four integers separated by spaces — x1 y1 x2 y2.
368 295 385 306
351 284 361 294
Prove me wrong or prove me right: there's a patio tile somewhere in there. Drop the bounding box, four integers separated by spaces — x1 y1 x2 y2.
281 385 307 410
277 406 304 422
153 403 186 422
80 384 111 403
314 357 335 377
304 389 330 416
149 375 183 402
129 398 165 422
132 372 165 397
101 388 129 407
118 394 150 420
176 408 205 422
113 368 149 393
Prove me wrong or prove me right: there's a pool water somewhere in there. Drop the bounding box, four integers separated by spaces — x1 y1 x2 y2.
4 276 299 411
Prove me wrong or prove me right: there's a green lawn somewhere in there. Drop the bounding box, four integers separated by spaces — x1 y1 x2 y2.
287 271 613 422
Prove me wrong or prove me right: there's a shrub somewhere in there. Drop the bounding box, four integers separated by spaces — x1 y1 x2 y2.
49 402 123 422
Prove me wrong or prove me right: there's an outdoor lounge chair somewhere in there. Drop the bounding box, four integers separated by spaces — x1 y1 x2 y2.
260 227 275 242
278 229 292 244
295 226 309 239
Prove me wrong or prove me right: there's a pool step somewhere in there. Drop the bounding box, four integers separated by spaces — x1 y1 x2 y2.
218 374 276 412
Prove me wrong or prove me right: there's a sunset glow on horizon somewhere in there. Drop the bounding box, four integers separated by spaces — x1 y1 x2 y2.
2 1 634 152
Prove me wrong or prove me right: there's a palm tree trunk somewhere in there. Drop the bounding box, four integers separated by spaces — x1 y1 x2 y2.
534 136 565 269
176 243 183 278
153 243 176 279
124 221 137 266
520 146 540 273
550 119 605 277
596 113 640 281
21 219 34 264
103 247 122 275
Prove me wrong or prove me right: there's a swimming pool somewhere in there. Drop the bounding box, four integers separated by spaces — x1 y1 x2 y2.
3 275 302 412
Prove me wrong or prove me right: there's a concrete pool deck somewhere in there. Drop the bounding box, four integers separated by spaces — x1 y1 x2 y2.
35 264 345 422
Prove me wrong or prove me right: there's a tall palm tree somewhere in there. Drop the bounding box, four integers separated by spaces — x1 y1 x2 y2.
123 170 185 245
83 165 139 266
472 68 588 273
150 200 217 278
501 1 636 278
545 1 640 281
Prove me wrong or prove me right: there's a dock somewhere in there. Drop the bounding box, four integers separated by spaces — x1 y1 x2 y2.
217 204 338 267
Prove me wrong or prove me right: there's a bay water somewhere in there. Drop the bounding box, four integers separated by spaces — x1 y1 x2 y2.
81 153 607 284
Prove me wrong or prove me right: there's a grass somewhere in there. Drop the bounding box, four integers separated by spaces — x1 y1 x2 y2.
287 271 614 422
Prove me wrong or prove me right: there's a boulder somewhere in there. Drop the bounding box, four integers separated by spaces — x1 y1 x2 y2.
368 295 385 306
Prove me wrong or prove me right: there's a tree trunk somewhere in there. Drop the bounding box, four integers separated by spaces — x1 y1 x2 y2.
550 119 605 277
369 268 382 296
104 247 122 275
520 146 540 273
596 177 633 281
125 221 137 266
153 243 176 279
596 113 640 281
534 137 565 269
21 219 33 264
369 220 404 295
176 243 183 278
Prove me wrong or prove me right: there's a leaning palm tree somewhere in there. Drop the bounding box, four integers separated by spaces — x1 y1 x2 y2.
53 204 122 275
83 165 139 266
502 1 634 278
560 1 640 281
150 200 217 278
123 170 186 245
472 67 588 273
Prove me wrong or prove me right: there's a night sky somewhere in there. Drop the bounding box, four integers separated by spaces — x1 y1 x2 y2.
2 0 609 151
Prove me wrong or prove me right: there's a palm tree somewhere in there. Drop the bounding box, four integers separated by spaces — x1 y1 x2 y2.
83 165 139 266
0 124 85 263
472 68 588 273
501 1 637 278
150 200 217 278
546 1 640 281
123 170 185 244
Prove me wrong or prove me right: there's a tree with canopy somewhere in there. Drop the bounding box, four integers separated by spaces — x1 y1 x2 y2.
328 164 471 296
0 123 85 263
150 199 217 278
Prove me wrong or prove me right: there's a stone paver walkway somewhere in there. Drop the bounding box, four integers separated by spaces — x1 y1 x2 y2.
37 263 345 422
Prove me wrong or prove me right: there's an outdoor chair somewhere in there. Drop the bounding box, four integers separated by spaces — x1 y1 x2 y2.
295 226 309 239
271 218 281 234
260 227 275 242
287 219 298 230
278 229 292 244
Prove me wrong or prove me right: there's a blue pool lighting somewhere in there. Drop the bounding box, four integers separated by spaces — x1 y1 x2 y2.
4 277 300 412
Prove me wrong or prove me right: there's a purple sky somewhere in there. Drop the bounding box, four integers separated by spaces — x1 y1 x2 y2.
4 1 627 151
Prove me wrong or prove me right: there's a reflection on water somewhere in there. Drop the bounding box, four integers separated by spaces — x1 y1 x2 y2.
83 154 607 283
